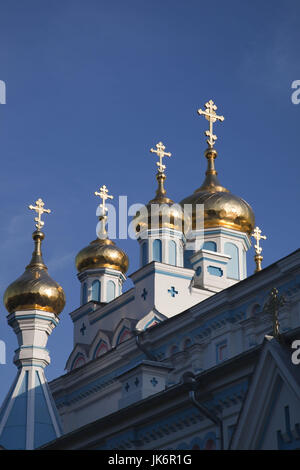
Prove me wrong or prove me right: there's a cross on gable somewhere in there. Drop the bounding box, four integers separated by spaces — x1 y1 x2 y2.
168 286 178 298
141 288 148 301
150 377 158 387
80 323 87 336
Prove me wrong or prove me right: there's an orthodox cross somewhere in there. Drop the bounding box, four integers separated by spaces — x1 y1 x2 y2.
150 141 172 173
28 198 51 231
263 288 286 338
197 99 224 148
95 185 113 216
251 226 267 272
251 226 267 255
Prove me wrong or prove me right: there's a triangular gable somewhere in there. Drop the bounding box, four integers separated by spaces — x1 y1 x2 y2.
135 308 167 332
65 343 89 372
231 336 300 450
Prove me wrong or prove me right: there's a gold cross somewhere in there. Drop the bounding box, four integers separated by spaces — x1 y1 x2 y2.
197 99 224 148
251 226 267 255
150 141 172 173
94 185 113 216
263 288 286 338
28 198 51 231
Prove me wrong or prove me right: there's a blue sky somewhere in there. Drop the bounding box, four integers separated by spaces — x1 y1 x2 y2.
0 0 299 403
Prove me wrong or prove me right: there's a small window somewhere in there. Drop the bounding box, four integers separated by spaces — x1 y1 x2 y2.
168 240 177 266
91 280 101 302
224 242 239 280
153 239 162 262
203 241 217 252
107 280 116 302
81 282 87 305
141 242 148 266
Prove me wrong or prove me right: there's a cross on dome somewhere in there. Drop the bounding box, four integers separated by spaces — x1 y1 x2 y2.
197 99 224 148
95 185 114 216
251 226 267 255
150 141 172 173
28 198 51 231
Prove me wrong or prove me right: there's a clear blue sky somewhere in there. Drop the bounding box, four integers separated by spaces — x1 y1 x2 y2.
0 0 299 403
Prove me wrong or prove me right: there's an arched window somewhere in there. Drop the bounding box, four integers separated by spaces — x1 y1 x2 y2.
91 280 101 302
168 240 177 266
107 280 116 302
203 241 217 252
224 242 239 280
81 282 87 305
141 242 147 266
153 239 162 262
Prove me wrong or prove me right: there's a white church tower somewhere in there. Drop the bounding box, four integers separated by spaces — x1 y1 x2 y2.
134 141 186 268
0 199 65 449
180 100 255 292
75 185 129 305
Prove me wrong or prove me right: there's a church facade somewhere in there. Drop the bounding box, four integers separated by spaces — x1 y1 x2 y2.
1 100 300 450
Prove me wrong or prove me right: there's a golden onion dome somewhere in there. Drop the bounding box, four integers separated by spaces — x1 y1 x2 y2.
4 230 65 315
134 171 188 235
75 237 129 274
180 148 255 235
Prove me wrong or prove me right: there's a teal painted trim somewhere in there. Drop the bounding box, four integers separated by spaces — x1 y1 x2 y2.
116 326 131 346
144 316 162 329
155 269 193 280
90 295 135 325
17 363 46 369
70 352 86 371
18 345 48 351
92 339 108 360
134 267 193 284
207 266 223 277
9 314 58 327
191 257 228 266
